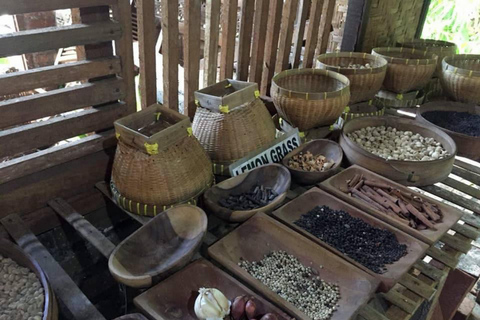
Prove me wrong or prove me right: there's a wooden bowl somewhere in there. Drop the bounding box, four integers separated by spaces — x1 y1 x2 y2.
134 259 292 320
114 314 148 320
0 239 58 320
282 139 343 185
441 54 480 104
208 213 379 320
417 101 480 161
339 116 457 186
108 205 207 288
320 165 464 244
272 187 429 292
203 164 291 222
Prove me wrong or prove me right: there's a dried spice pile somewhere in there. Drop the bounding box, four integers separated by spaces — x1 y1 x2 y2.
288 151 335 172
239 251 340 320
294 206 407 274
344 174 443 230
423 111 480 137
218 185 278 210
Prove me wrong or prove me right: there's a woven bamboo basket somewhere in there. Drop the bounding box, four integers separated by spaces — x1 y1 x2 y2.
317 52 387 104
376 89 425 109
342 100 385 122
372 47 437 94
440 54 480 104
112 104 213 216
270 68 350 131
397 39 458 76
193 81 276 175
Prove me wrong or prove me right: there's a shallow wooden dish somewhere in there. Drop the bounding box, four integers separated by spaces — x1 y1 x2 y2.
272 187 429 292
203 164 291 222
134 259 292 320
320 165 464 244
340 116 457 186
0 239 58 320
282 139 343 185
109 205 207 288
208 213 379 320
114 314 148 320
417 102 480 161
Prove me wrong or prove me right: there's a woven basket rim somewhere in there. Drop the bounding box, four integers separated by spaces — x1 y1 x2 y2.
271 68 350 100
317 52 388 74
372 47 438 65
442 54 480 77
398 39 457 51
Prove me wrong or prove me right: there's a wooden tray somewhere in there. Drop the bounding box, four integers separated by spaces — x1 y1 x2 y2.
208 213 379 320
272 187 429 292
134 259 292 320
320 165 464 244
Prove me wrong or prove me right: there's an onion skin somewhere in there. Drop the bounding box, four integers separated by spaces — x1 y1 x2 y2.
231 295 247 320
245 298 257 319
260 314 279 320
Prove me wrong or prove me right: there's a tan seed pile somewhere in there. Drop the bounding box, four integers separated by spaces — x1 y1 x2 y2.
288 152 335 172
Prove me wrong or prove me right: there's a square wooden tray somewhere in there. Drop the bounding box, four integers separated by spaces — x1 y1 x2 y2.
208 213 380 320
272 187 429 292
133 259 292 320
319 165 464 244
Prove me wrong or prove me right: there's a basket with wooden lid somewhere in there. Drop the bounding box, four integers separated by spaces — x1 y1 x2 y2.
440 54 480 104
270 68 350 131
192 79 277 176
372 47 437 93
112 104 214 216
317 52 387 104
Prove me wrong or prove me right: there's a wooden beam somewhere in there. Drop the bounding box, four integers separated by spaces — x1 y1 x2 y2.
442 177 480 199
219 0 238 79
415 0 432 38
236 0 255 81
0 22 122 58
249 0 269 84
451 166 480 186
341 0 371 51
1 214 106 320
0 103 128 159
203 0 221 87
291 0 310 68
0 78 125 129
275 0 299 73
303 0 324 68
399 273 436 300
161 0 180 110
260 0 283 95
316 0 336 56
48 198 116 259
1 0 116 15
137 0 157 110
420 185 480 214
0 58 120 97
183 0 201 117
454 158 480 175
0 132 116 184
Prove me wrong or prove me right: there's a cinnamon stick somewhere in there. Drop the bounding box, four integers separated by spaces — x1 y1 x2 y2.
348 174 361 188
352 179 364 191
406 203 437 230
398 200 409 216
351 189 388 212
422 203 441 222
376 188 398 203
363 179 393 190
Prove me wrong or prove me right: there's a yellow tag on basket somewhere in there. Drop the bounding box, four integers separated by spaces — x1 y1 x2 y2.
225 83 232 88
299 132 305 138
344 106 350 113
144 142 159 155
115 132 120 139
396 93 403 100
187 127 193 136
279 117 284 125
195 99 200 106
254 90 260 98
329 125 334 131
155 112 161 121
219 105 229 113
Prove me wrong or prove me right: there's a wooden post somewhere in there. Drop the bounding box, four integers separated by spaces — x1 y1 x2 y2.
303 0 324 68
249 0 269 85
291 0 310 68
204 0 221 87
161 0 179 110
219 0 238 80
315 0 336 56
137 0 157 110
183 0 201 117
236 0 255 81
275 0 298 73
260 0 283 95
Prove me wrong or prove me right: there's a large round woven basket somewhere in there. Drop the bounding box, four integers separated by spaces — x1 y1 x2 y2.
192 97 276 169
270 68 350 131
317 52 387 104
372 47 437 93
440 54 480 104
112 135 214 214
397 39 457 76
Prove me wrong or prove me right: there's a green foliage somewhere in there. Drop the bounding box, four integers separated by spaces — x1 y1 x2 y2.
0 58 8 64
422 0 480 53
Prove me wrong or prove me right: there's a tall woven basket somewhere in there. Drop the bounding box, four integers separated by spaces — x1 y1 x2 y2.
397 39 458 77
112 104 213 216
316 52 387 104
193 79 276 175
372 47 437 93
270 68 350 131
441 54 480 105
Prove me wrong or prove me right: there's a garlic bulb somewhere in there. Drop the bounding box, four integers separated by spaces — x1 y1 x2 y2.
194 288 231 320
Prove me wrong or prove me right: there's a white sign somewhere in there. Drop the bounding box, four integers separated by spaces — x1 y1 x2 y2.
229 129 301 176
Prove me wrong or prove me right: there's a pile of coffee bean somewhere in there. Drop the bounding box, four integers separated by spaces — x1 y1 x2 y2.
218 185 278 210
423 111 480 137
294 206 407 274
239 251 340 320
